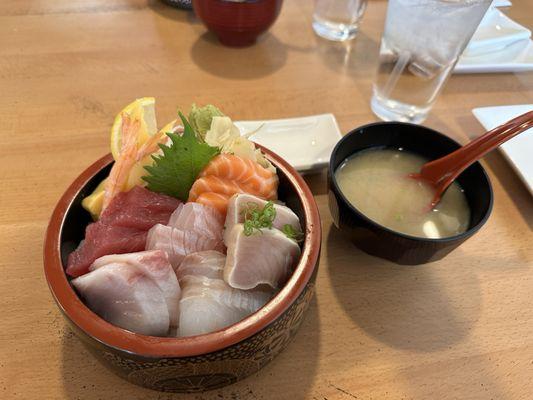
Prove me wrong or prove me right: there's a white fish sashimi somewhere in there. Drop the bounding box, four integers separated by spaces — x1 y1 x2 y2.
146 224 224 269
89 250 180 327
181 276 271 312
224 224 301 290
224 194 302 244
168 203 224 242
176 250 226 280
178 275 272 337
72 263 170 336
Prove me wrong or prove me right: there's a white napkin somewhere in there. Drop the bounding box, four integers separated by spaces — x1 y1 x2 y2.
472 105 533 197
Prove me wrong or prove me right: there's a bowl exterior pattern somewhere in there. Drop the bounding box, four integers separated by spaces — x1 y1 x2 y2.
63 280 315 393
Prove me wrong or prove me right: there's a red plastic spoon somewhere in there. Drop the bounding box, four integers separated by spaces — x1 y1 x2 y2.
411 110 533 209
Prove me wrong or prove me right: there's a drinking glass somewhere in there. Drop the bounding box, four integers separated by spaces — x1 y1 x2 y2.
371 0 491 123
313 0 368 41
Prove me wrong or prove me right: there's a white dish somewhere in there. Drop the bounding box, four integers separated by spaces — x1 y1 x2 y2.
492 0 512 7
455 7 533 74
456 38 533 73
463 8 531 57
472 104 533 197
235 114 342 173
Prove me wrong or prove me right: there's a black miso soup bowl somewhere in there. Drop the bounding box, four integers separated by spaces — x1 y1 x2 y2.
328 122 493 265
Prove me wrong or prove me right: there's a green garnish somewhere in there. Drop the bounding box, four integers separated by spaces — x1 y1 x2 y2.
142 112 220 201
243 201 276 236
282 224 304 242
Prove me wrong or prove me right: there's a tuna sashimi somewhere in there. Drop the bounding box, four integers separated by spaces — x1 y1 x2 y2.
176 251 272 337
72 262 170 336
224 224 301 290
146 224 224 269
188 154 278 215
224 193 302 245
167 203 224 242
66 186 180 277
90 250 180 327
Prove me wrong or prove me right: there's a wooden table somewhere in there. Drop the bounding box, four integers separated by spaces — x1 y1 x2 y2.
1 1 532 399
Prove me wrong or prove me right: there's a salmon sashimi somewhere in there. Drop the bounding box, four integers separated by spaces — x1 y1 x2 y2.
195 192 230 215
189 176 251 201
199 154 277 194
188 154 279 215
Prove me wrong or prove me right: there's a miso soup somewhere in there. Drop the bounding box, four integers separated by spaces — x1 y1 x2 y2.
335 148 471 239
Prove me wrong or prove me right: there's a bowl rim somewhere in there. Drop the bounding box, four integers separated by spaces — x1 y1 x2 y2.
329 121 494 243
43 145 321 357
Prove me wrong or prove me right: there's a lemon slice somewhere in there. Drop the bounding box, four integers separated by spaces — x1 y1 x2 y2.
110 97 157 159
159 118 179 135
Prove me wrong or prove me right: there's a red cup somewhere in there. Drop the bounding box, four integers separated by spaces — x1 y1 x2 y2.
193 0 283 47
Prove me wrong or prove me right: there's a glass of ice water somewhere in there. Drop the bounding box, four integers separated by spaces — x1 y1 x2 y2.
313 0 368 41
371 0 491 123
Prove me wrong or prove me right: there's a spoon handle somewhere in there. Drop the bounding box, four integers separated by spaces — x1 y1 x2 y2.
421 110 533 195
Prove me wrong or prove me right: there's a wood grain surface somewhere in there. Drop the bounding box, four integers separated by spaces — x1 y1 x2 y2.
1 1 532 399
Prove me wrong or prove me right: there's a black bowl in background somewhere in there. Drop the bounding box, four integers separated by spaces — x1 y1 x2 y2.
327 122 493 265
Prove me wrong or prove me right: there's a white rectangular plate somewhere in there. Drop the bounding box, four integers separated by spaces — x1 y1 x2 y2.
455 7 533 74
456 39 533 73
462 8 531 58
235 114 342 173
472 104 533 197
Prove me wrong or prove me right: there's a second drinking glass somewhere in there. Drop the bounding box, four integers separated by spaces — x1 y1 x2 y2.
313 0 368 41
371 0 492 123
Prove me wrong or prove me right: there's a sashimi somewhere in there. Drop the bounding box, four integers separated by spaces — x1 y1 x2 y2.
176 250 226 280
195 192 230 215
199 154 277 195
224 194 302 245
66 186 180 277
188 154 278 215
189 176 257 200
146 224 224 269
167 203 224 241
89 250 180 327
72 263 170 336
224 224 301 290
176 251 272 337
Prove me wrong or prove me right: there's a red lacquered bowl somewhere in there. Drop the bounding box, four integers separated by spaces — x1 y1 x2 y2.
43 145 321 393
193 0 283 47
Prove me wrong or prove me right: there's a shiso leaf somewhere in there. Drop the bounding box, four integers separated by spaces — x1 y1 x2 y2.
142 112 220 201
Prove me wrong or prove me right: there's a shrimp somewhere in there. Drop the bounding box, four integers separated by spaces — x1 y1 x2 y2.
102 114 167 210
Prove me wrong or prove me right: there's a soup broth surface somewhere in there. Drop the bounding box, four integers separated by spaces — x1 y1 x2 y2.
335 148 471 239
